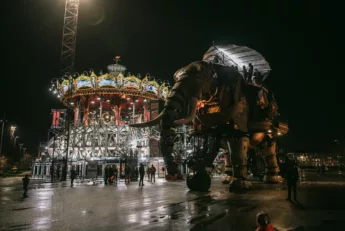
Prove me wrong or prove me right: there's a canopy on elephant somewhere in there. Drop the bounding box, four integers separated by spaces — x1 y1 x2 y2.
203 44 271 80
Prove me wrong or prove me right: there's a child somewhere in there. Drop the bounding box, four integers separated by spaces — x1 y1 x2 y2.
255 212 274 231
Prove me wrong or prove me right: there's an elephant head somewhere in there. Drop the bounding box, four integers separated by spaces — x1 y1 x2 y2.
130 61 245 175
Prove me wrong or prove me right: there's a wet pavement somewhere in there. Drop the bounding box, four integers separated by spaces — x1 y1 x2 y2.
1 173 345 231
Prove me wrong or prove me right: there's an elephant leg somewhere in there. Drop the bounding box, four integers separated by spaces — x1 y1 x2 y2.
229 136 252 192
221 141 233 184
261 135 282 183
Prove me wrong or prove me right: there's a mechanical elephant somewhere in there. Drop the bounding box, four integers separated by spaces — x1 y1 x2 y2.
130 60 288 192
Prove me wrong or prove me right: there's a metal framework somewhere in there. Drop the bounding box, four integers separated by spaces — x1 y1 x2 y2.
60 0 80 75
47 123 153 160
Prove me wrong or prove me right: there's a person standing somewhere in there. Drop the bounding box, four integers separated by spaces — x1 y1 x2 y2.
321 164 326 176
125 164 131 184
139 163 145 187
113 165 118 185
150 164 156 183
286 160 299 201
104 165 109 185
70 168 76 186
22 174 30 198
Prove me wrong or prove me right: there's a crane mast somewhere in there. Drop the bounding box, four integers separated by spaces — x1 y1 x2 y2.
60 0 80 75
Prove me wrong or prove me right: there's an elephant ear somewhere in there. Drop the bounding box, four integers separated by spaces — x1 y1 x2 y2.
213 64 245 105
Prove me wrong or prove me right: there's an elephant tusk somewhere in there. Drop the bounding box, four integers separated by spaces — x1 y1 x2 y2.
174 97 198 125
129 111 164 128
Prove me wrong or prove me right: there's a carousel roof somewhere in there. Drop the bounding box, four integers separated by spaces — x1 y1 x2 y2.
203 44 271 76
51 59 171 106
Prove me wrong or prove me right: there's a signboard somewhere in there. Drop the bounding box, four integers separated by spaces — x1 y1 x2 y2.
51 109 66 129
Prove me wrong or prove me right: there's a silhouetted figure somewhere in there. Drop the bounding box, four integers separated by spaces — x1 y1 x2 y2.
150 164 156 183
113 165 118 185
104 165 109 185
255 212 274 231
108 166 115 184
22 174 30 198
70 168 76 186
242 65 248 81
286 161 299 201
125 164 131 184
248 63 254 82
139 163 145 187
254 69 262 84
320 164 326 176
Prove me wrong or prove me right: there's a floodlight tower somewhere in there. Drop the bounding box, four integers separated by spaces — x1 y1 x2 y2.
60 0 80 75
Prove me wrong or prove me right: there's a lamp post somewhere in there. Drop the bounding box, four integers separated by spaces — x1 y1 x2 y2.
10 126 16 138
18 143 23 157
14 136 19 147
51 132 56 182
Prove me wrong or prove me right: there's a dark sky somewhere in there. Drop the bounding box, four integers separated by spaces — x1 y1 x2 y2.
2 0 338 154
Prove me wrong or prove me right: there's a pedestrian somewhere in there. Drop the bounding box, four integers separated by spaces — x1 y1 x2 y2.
255 211 274 231
22 174 30 198
108 166 115 184
286 160 299 201
125 164 131 184
139 163 145 187
321 164 326 176
150 164 156 183
70 168 76 186
113 165 118 185
104 165 109 185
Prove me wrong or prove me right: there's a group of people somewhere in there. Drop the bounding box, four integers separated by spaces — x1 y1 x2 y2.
103 164 157 187
229 63 264 84
139 164 157 187
103 165 120 185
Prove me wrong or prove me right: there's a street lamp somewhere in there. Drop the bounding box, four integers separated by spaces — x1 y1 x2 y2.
10 126 16 138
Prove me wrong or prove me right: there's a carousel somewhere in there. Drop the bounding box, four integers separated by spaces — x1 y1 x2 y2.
33 57 171 179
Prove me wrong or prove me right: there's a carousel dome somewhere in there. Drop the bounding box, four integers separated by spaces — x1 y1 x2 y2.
54 57 171 107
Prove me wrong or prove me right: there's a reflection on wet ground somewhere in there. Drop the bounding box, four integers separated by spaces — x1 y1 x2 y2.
1 175 345 231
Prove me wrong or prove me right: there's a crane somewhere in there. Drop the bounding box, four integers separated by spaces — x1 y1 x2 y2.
60 0 80 75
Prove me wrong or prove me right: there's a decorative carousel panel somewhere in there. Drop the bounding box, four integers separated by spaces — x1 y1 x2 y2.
145 80 159 95
75 75 93 90
116 73 124 88
160 86 169 100
141 76 149 92
61 80 71 93
123 76 141 90
90 72 98 88
98 74 116 88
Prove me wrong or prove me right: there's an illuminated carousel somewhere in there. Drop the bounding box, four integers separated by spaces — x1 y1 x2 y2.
43 57 170 179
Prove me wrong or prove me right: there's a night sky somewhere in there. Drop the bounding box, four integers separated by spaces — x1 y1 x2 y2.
2 0 337 155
